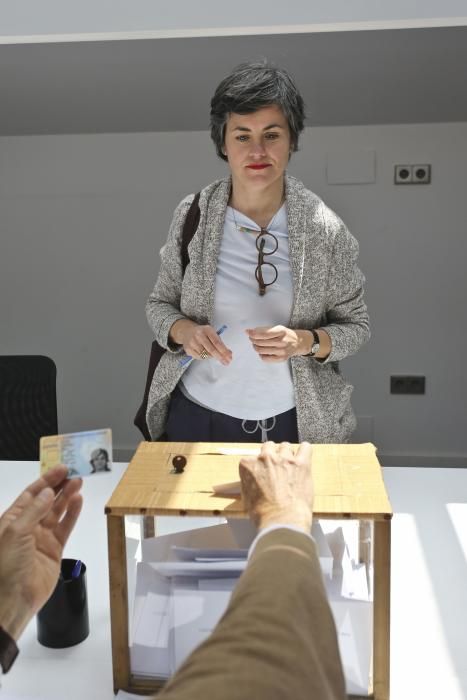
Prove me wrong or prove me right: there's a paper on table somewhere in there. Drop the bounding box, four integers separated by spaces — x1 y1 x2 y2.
322 522 372 695
130 562 171 678
149 560 247 578
172 545 249 562
170 583 233 673
331 600 373 695
321 523 370 601
321 519 360 564
126 534 141 640
340 553 370 601
132 534 247 678
135 591 170 647
312 521 333 578
212 480 241 496
201 447 260 456
141 523 252 563
198 577 240 591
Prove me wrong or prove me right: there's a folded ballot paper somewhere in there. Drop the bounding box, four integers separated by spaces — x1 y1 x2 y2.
130 519 372 695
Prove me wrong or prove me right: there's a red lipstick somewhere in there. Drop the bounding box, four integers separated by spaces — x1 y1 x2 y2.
246 164 270 170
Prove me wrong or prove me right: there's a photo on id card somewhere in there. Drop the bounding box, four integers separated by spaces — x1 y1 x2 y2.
40 428 112 478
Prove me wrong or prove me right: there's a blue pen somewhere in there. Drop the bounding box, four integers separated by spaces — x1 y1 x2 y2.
71 560 82 579
179 324 228 367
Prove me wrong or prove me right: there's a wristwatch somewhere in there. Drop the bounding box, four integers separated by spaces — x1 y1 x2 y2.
309 329 320 357
0 626 19 674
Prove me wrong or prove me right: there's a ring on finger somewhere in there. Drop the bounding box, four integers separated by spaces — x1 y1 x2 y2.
199 349 210 359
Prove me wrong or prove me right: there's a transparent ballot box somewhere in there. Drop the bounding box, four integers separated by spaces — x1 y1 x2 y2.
106 442 392 700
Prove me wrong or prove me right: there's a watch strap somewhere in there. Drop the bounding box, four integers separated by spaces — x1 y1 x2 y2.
0 626 19 674
309 329 320 356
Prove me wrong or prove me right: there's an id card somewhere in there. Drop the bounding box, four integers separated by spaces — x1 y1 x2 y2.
40 428 112 478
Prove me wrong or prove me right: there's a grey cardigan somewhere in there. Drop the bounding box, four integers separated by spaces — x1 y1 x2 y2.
145 174 370 442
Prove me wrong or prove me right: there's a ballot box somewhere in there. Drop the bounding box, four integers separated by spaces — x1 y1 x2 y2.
106 442 392 700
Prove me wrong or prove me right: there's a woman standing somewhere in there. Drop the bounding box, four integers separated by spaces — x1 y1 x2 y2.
145 60 370 444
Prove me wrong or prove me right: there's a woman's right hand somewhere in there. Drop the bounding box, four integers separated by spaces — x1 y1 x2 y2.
170 319 232 365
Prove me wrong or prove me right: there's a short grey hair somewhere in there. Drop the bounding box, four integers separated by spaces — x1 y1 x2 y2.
210 59 306 162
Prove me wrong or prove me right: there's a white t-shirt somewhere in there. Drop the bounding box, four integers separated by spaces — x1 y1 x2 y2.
180 204 295 420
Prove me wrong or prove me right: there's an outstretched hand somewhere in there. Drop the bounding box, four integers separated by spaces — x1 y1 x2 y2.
0 466 83 640
239 441 313 533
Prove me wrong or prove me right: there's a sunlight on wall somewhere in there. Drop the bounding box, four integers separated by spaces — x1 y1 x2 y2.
446 503 467 562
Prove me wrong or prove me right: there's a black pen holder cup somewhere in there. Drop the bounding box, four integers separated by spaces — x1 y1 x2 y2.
36 558 89 648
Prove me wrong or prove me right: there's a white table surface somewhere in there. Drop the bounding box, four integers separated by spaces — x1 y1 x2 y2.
1 460 466 700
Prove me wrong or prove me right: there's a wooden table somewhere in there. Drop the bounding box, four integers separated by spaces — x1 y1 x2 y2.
106 441 392 699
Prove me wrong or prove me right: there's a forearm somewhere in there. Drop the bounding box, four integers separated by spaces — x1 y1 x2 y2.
323 305 370 362
295 328 331 360
255 502 312 533
145 293 187 350
168 318 198 346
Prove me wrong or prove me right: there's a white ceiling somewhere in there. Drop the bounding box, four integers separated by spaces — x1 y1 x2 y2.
1 25 466 136
1 0 467 39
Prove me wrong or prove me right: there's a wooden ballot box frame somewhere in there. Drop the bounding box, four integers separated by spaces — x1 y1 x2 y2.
106 442 392 700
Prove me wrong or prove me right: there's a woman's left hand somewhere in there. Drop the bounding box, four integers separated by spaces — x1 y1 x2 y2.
246 325 311 362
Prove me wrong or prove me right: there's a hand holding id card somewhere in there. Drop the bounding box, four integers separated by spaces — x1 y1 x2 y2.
40 428 112 478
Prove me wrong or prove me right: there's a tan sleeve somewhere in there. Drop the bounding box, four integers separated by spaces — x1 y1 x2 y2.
157 528 346 700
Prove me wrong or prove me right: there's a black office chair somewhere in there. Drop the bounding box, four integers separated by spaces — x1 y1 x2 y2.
0 355 58 460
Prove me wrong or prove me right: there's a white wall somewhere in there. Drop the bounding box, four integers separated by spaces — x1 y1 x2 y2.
1 123 466 464
1 0 467 41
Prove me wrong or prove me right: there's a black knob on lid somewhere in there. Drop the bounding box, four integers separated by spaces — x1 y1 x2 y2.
172 455 187 473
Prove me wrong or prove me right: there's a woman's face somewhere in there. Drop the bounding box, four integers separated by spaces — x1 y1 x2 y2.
223 104 291 194
92 452 107 470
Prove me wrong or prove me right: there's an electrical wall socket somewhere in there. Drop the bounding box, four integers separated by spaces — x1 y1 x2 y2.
390 375 426 394
394 164 431 185
394 165 412 184
412 164 431 184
